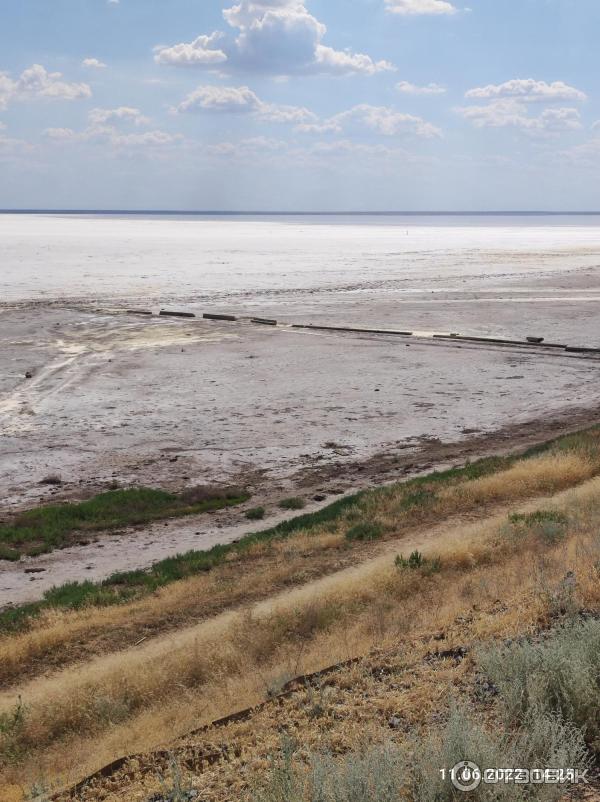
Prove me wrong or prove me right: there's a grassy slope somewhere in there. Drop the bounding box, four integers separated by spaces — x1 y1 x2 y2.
15 473 600 802
3 427 600 798
3 425 599 635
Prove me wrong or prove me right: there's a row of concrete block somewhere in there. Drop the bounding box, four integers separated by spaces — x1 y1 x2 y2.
295 324 600 354
124 310 600 355
126 309 277 326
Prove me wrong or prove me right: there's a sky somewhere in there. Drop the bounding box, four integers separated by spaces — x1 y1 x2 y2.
1 0 600 211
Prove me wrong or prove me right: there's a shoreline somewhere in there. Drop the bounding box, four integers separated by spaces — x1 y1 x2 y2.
2 403 599 608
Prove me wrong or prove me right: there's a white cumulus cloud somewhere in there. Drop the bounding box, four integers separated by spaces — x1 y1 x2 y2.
459 78 586 137
155 0 394 76
44 103 179 150
298 103 441 138
335 104 442 137
173 84 316 124
110 130 182 147
88 106 150 126
44 127 78 141
82 58 107 69
457 98 582 133
174 85 259 114
396 80 446 95
386 0 457 16
45 125 181 149
465 79 586 104
154 33 228 67
205 135 288 158
0 64 91 110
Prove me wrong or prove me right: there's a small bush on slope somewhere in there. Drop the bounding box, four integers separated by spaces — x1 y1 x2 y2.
246 507 266 521
508 509 569 544
279 498 306 511
478 618 600 749
410 707 588 802
346 522 384 542
251 738 405 802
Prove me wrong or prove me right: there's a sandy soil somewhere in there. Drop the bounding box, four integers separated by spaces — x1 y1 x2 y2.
2 214 600 607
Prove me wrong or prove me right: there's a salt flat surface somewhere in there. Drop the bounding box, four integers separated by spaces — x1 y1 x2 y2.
2 213 600 306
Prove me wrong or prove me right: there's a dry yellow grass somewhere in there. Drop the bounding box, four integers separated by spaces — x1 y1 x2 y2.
4 436 600 799
3 446 596 693
0 530 346 688
449 452 595 505
5 472 600 796
31 485 600 802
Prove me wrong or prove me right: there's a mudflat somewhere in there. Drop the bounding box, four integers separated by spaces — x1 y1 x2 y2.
2 213 600 603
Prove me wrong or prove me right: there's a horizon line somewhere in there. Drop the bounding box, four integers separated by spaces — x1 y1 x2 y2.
2 209 600 216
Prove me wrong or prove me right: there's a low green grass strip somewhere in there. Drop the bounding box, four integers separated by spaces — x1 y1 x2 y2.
0 487 250 559
0 493 369 632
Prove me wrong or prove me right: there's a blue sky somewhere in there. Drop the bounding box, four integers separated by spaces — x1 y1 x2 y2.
1 0 599 210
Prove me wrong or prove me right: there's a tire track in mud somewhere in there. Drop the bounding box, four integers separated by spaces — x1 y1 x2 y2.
0 352 86 426
0 319 237 434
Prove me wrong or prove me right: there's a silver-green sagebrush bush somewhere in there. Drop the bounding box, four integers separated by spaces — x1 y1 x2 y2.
251 707 589 801
410 707 589 802
251 739 406 802
478 619 600 747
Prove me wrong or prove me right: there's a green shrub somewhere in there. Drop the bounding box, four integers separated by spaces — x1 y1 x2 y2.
509 510 568 527
346 522 384 542
310 743 406 802
279 497 306 511
0 697 28 763
395 551 441 574
399 489 437 510
0 544 20 562
246 507 266 521
155 754 196 802
251 739 405 802
395 550 425 569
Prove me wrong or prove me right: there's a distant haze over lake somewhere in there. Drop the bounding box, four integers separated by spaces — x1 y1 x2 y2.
2 212 600 305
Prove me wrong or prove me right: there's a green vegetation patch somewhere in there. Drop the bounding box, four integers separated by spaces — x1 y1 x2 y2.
522 424 600 462
246 506 266 521
346 522 385 542
0 545 20 562
278 497 306 511
395 550 442 574
253 706 589 802
0 486 250 559
508 509 569 543
398 488 438 510
0 494 366 634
